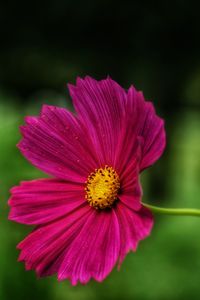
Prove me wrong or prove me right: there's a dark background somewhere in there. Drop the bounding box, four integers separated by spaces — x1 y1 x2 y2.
0 1 200 300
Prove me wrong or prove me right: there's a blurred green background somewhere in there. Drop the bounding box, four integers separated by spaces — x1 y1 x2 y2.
0 1 200 299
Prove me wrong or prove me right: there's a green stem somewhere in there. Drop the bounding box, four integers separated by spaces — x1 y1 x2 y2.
143 203 200 217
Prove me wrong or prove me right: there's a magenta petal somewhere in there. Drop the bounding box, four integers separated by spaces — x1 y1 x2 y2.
68 76 126 166
9 179 86 225
17 207 120 285
18 105 98 182
69 77 165 173
17 202 153 285
119 193 141 211
58 209 120 285
140 103 166 170
115 202 153 264
127 86 166 171
17 205 92 276
118 140 142 211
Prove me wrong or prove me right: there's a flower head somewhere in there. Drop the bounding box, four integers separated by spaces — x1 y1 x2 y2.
8 76 166 285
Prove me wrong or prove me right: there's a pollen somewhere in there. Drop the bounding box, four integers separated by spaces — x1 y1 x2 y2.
85 166 120 209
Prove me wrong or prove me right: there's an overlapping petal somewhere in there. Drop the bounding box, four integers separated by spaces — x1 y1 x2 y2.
17 205 92 277
58 208 120 284
126 86 166 171
115 202 153 264
8 179 85 225
69 77 165 173
18 105 98 183
68 76 126 167
16 201 152 285
17 206 120 285
118 140 142 211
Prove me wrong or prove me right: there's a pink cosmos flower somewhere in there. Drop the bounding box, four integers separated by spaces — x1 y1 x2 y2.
8 76 166 285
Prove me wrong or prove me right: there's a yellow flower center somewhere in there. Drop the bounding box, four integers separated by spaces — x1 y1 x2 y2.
85 166 120 209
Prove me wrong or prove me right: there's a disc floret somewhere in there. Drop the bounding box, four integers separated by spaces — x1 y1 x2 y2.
85 166 120 209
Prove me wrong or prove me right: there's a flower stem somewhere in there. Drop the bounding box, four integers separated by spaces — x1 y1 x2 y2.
143 203 200 217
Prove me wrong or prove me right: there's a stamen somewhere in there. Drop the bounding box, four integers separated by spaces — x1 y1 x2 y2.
85 166 120 209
